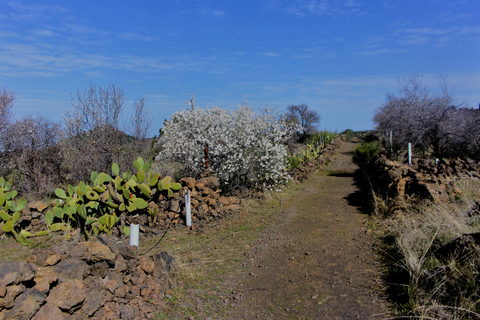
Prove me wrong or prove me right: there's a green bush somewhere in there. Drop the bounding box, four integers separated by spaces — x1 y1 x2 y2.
352 141 381 168
286 155 303 170
342 129 354 141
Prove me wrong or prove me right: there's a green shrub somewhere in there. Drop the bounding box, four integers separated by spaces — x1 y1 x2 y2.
310 129 338 145
363 131 380 143
352 141 381 168
286 155 303 170
342 129 354 141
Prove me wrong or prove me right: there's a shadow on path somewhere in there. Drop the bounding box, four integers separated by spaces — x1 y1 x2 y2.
343 169 373 214
327 171 355 178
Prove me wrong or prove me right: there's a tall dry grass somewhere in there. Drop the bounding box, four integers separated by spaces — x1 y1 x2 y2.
384 177 480 319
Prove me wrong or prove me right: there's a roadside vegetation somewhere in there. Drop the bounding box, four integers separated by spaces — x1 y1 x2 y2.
0 85 340 318
353 75 480 319
0 84 155 201
384 180 480 319
286 129 339 171
0 84 333 245
374 75 480 161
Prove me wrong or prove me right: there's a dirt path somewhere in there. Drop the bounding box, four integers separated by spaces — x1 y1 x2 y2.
228 141 391 319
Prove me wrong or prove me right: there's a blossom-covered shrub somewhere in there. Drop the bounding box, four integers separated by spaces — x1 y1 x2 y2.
156 104 298 192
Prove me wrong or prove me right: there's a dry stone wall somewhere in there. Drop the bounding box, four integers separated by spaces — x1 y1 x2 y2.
18 175 241 237
1 175 243 319
368 154 480 205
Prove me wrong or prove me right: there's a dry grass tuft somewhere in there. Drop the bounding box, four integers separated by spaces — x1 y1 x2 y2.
371 191 389 216
384 177 480 318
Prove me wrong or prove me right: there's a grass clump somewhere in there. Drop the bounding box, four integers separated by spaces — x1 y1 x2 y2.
383 177 480 319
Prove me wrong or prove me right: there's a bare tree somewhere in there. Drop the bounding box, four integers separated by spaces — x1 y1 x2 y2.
285 104 321 141
62 83 126 181
0 89 66 199
62 83 153 182
0 88 15 149
445 107 480 159
374 75 478 159
1 115 63 200
128 96 152 149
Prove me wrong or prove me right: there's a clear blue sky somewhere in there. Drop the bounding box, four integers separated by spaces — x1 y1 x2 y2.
1 0 479 135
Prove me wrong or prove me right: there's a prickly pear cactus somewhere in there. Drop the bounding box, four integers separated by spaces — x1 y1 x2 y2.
50 157 182 239
0 177 31 244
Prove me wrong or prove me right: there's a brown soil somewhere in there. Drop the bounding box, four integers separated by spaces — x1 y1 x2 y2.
227 141 392 319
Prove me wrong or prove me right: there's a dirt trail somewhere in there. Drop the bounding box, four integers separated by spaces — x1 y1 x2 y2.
228 141 391 319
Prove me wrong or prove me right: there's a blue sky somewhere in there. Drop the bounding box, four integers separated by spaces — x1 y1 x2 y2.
1 0 479 135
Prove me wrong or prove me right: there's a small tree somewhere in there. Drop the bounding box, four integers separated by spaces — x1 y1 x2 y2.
127 96 153 156
342 129 354 141
285 104 320 141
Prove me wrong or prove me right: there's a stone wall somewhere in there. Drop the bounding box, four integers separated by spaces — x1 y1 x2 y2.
1 176 244 319
18 175 242 237
367 154 480 205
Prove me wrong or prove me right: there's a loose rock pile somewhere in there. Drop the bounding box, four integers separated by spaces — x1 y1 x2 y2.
0 236 176 319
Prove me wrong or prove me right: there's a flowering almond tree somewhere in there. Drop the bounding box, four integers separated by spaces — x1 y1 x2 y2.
156 104 299 192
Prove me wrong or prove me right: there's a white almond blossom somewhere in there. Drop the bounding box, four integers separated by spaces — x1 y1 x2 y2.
156 103 299 192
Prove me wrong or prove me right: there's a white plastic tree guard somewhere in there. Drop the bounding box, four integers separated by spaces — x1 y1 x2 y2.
185 190 191 227
408 143 412 166
130 224 139 247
